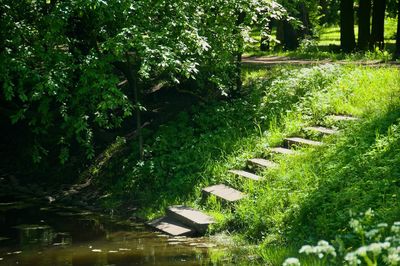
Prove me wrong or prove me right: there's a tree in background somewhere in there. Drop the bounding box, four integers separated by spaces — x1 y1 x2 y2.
370 0 387 50
319 0 341 25
340 0 356 52
387 0 400 17
358 0 372 51
274 0 319 50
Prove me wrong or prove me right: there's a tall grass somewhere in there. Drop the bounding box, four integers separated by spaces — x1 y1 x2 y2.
231 66 400 264
93 64 400 265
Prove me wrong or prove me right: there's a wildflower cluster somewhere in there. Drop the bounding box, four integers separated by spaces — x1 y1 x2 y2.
282 257 301 266
299 240 337 259
282 210 400 266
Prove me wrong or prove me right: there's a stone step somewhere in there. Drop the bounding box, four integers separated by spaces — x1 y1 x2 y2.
228 170 262 181
269 147 298 155
327 115 359 122
285 137 323 148
202 184 245 203
147 216 195 236
166 206 215 234
305 126 338 135
248 158 278 169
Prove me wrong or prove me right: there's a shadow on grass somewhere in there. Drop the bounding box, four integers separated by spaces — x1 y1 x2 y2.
91 82 273 216
244 43 397 61
90 65 334 218
283 105 400 243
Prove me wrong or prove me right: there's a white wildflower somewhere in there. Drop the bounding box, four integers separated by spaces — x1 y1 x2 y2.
367 243 383 256
377 223 388 228
386 247 400 265
317 240 330 246
381 242 391 249
356 246 367 256
299 240 336 258
350 219 363 233
391 222 400 234
385 237 393 242
365 209 374 218
282 257 300 266
387 253 400 265
345 252 361 266
299 245 314 255
366 229 379 239
317 240 337 257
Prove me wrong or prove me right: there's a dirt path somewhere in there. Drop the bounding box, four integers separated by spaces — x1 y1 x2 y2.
242 55 400 67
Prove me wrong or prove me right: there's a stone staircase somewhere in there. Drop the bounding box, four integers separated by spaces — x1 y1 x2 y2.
147 114 358 236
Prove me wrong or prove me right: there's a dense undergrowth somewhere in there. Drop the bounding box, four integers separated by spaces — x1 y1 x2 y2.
92 63 400 264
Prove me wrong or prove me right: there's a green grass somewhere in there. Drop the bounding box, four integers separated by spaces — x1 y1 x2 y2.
232 66 400 264
91 64 400 265
244 17 398 61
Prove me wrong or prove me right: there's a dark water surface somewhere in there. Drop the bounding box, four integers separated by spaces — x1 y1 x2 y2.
0 195 234 266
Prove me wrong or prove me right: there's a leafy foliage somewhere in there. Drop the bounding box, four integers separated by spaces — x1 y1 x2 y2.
0 0 282 163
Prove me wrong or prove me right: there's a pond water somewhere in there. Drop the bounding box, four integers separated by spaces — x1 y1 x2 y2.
0 195 242 266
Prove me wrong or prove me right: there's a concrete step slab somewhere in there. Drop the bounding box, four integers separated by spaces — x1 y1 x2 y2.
327 115 359 122
228 170 262 181
269 147 298 155
147 216 195 236
166 206 215 234
248 158 278 169
285 137 323 148
202 184 245 203
305 126 338 135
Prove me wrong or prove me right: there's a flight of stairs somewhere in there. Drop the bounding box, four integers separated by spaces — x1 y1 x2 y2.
147 115 358 236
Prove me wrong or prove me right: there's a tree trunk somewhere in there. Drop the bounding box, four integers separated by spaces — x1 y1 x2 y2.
370 0 386 50
114 56 143 160
320 0 329 24
358 0 371 51
275 20 299 51
276 20 285 50
260 22 272 51
283 21 299 50
340 0 356 52
235 11 246 92
395 0 400 57
298 3 312 37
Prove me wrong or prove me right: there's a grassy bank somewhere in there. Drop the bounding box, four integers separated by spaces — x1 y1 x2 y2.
92 63 400 264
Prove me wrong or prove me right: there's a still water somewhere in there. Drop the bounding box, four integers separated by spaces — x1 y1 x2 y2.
0 195 238 266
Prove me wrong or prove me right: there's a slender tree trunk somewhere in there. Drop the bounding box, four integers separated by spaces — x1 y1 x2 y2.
395 0 400 57
370 0 386 50
260 22 272 51
320 0 329 24
299 3 312 37
235 11 246 92
275 20 299 51
132 74 143 160
340 0 356 52
117 54 143 160
283 21 299 50
358 0 372 51
276 20 285 50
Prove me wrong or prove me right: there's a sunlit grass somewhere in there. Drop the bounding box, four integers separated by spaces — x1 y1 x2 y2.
244 18 398 61
93 64 400 264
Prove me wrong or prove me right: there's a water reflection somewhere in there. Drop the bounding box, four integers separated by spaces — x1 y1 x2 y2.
0 197 235 266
